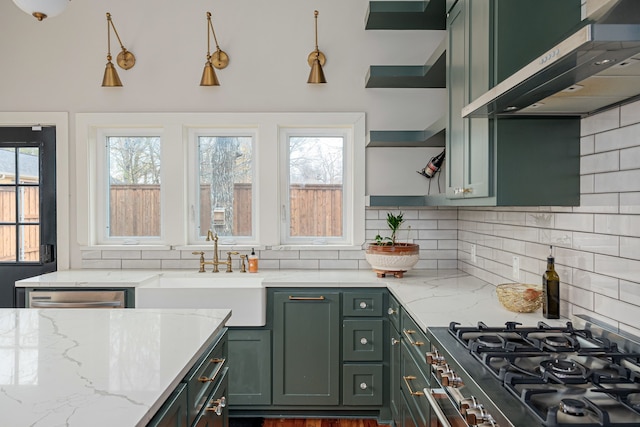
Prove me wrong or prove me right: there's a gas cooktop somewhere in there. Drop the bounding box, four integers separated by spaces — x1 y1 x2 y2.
448 321 640 427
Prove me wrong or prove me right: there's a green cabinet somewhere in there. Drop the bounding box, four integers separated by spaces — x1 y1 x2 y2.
446 0 491 200
148 383 188 427
445 0 580 207
272 290 341 406
149 329 228 427
388 295 402 426
227 329 271 406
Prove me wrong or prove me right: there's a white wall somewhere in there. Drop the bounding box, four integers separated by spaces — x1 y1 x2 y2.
0 0 446 268
458 100 640 337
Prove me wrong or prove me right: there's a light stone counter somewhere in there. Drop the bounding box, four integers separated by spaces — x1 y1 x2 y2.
16 269 566 330
0 308 230 427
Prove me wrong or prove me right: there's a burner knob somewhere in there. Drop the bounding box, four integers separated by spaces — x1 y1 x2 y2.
442 371 463 388
436 364 451 378
426 350 445 365
466 406 488 425
460 396 479 412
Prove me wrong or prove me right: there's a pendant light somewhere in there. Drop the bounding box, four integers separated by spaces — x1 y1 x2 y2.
12 0 70 21
307 10 327 84
200 11 230 87
101 13 136 87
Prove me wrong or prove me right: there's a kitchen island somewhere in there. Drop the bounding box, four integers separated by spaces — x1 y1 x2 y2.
0 308 230 426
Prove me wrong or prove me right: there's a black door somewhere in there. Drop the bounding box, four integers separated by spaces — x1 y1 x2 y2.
0 127 56 307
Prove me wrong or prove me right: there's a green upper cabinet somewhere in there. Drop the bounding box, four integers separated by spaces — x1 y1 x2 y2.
444 0 581 206
446 0 491 200
272 291 340 406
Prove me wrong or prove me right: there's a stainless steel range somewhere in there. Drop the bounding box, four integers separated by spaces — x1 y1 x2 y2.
425 316 640 427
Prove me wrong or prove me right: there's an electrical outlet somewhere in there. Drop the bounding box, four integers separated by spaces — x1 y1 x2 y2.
512 256 520 280
470 244 477 264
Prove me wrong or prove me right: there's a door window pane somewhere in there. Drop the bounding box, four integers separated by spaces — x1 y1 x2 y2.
19 225 39 262
18 187 39 224
107 136 161 238
288 136 343 238
18 148 39 183
0 188 16 222
198 136 252 238
0 225 16 262
0 148 16 185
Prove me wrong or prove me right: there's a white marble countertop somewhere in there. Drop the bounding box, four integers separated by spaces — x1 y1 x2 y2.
0 308 230 427
16 269 565 330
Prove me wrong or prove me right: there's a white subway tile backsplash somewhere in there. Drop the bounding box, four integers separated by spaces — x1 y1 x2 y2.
122 260 162 269
280 259 319 269
81 259 122 269
594 294 640 329
338 250 365 260
319 259 359 269
81 250 102 260
581 107 619 136
572 193 618 214
620 146 640 171
595 254 640 283
418 230 457 240
594 122 640 153
259 250 300 260
580 174 594 194
526 212 554 228
620 98 640 126
580 151 619 175
141 250 181 260
620 280 640 306
101 250 141 260
300 251 339 260
620 236 640 261
595 214 640 238
161 259 200 270
563 284 594 311
539 229 572 248
620 192 640 214
418 209 457 220
572 269 619 298
580 135 595 156
595 169 640 193
572 232 619 256
554 213 593 232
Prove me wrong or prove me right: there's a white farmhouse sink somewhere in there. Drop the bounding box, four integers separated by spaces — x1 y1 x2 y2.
135 273 265 327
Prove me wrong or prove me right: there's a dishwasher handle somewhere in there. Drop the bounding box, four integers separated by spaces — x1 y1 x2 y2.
30 300 123 308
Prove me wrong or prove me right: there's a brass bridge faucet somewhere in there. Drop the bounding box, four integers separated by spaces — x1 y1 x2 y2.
192 230 239 273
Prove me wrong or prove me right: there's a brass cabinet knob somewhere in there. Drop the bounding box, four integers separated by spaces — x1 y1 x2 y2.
359 301 368 309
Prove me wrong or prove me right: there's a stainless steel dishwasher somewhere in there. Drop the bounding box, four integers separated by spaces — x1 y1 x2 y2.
27 290 127 308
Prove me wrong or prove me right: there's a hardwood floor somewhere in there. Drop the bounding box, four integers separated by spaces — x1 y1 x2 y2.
262 419 386 427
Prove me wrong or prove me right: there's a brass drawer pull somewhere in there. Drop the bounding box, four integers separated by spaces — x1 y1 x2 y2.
289 296 325 301
197 357 226 383
403 375 424 396
402 329 424 346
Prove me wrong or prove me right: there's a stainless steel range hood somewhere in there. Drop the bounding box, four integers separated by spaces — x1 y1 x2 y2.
462 0 640 117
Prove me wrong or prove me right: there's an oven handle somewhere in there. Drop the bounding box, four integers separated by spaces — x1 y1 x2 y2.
422 388 452 427
30 301 123 308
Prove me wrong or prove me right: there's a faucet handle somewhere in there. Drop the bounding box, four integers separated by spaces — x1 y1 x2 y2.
192 251 206 273
240 255 247 273
226 251 239 273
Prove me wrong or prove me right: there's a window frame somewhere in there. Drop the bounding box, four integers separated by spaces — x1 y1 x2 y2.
76 112 365 250
95 128 165 245
186 127 257 245
279 127 353 245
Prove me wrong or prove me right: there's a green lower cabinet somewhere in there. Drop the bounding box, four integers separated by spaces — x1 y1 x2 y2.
343 319 384 362
342 364 383 406
148 383 188 427
194 370 229 427
227 329 271 406
272 290 341 406
389 324 401 426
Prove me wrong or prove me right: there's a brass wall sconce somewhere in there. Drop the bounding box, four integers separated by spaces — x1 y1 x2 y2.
201 11 230 87
307 10 327 84
102 12 136 87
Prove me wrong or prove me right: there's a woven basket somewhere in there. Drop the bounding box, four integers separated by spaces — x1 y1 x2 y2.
496 283 543 313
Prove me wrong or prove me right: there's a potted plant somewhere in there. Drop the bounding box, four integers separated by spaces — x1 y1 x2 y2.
365 211 420 278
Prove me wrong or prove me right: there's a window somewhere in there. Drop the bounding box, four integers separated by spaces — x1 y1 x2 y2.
280 128 353 245
190 131 254 243
96 131 163 244
77 113 364 249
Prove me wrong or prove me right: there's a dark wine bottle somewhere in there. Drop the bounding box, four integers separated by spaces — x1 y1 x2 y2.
542 245 560 319
418 149 445 179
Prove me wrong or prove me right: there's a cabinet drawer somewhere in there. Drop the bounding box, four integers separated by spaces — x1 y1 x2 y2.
401 341 430 397
186 332 227 427
148 383 188 427
342 364 383 406
400 310 428 365
343 319 384 361
343 291 384 317
194 368 228 427
388 293 400 331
